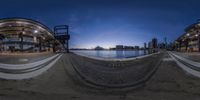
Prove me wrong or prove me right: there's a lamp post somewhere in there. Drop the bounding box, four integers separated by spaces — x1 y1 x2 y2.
198 34 200 52
19 29 25 52
185 39 189 52
0 34 5 52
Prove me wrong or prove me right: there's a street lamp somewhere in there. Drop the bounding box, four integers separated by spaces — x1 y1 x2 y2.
19 29 25 52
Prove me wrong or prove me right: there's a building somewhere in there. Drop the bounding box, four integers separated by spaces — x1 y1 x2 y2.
175 20 200 52
134 46 140 50
152 38 158 53
152 38 158 49
144 43 147 49
124 46 134 50
147 38 158 53
94 46 104 50
158 43 165 49
0 18 62 53
116 45 124 50
148 41 152 49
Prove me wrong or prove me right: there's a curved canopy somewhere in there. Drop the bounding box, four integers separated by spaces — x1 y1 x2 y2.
0 18 56 41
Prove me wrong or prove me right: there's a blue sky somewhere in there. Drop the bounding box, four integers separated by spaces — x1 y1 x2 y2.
0 0 200 48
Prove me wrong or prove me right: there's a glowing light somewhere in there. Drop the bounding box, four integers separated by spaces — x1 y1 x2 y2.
186 33 190 36
34 30 38 33
22 31 25 34
195 34 199 37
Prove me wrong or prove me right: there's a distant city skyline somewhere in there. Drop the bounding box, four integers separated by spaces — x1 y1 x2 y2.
0 0 200 48
71 45 141 50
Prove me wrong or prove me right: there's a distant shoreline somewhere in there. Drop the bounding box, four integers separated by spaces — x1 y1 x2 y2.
70 49 148 51
70 50 154 60
71 51 159 61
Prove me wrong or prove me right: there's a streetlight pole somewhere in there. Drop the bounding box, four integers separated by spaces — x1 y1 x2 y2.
66 25 70 53
0 34 5 53
19 29 24 52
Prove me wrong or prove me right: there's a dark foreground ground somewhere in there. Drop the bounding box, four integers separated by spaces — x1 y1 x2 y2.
0 52 200 100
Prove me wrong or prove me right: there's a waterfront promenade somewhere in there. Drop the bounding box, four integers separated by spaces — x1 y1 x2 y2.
0 52 56 64
68 52 162 88
170 51 200 62
0 53 62 79
1 52 200 99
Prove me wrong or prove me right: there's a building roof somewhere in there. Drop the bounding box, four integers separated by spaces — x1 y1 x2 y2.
0 17 62 45
0 17 54 35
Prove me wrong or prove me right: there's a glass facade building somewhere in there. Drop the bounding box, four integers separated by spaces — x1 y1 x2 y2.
0 18 62 53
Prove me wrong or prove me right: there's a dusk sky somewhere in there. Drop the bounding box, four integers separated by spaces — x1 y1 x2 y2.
0 0 200 49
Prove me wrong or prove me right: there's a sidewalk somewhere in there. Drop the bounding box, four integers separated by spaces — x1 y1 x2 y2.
0 52 55 64
172 51 200 62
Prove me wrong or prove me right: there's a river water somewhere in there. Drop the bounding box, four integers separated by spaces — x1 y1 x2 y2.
71 50 149 59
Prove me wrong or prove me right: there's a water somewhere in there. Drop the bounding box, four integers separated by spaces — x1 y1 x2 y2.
71 50 149 59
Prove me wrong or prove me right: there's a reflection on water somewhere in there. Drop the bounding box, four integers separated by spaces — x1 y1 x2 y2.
116 50 123 58
72 50 150 59
144 50 147 55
